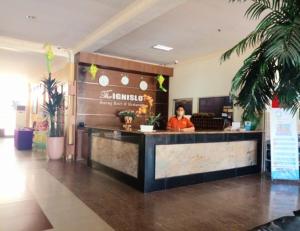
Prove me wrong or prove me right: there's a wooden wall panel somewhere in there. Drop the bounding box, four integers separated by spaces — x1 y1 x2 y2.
77 99 158 115
76 52 173 77
75 52 171 129
77 115 121 127
77 83 157 100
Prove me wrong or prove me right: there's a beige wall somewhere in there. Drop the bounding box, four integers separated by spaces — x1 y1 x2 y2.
52 63 76 157
51 63 73 82
169 50 248 122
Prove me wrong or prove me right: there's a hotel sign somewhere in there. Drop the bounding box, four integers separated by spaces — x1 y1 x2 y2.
99 90 145 107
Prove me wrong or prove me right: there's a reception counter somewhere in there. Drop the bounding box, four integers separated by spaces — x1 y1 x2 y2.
87 127 262 192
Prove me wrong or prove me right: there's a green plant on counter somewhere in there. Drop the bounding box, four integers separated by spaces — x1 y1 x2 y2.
242 113 261 130
41 73 64 137
221 0 300 119
145 113 161 126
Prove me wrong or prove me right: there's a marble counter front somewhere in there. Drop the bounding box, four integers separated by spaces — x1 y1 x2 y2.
87 127 263 192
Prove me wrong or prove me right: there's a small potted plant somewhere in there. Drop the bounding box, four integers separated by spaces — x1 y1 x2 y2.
242 113 261 131
118 110 136 130
41 73 65 159
137 95 160 132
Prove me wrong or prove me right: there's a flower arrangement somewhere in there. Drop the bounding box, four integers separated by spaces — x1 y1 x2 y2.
118 110 136 120
137 94 160 127
118 110 136 130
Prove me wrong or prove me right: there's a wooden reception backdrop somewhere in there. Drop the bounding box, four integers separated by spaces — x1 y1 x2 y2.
75 52 173 129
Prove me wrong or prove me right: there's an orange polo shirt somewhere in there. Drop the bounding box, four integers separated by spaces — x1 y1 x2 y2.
167 116 194 130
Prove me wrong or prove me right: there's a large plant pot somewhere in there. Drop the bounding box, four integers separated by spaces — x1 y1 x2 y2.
47 136 64 160
140 125 154 132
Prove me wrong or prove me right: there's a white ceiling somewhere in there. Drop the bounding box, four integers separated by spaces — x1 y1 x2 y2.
0 0 258 81
0 0 134 48
0 0 134 82
0 49 67 82
99 0 257 64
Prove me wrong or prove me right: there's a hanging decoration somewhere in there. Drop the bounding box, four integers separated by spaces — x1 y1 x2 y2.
89 64 98 80
156 74 167 92
44 44 54 74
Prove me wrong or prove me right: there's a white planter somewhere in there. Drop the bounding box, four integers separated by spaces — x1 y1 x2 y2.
47 136 64 160
140 125 154 132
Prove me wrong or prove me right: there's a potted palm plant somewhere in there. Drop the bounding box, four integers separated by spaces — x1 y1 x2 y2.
221 0 300 120
41 74 64 159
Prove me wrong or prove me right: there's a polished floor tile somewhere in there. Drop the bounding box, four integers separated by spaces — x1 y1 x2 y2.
0 200 52 231
0 138 113 231
46 160 300 231
1 137 300 230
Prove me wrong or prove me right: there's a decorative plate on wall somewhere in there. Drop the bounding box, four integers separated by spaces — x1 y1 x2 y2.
99 75 109 87
139 81 148 91
121 75 129 85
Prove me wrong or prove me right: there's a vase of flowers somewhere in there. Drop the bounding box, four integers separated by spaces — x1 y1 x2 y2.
137 95 160 132
118 110 136 130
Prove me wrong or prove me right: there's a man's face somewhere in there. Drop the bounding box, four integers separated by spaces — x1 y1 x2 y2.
176 107 185 116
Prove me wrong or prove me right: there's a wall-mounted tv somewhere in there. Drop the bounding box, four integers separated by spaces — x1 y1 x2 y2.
198 96 232 117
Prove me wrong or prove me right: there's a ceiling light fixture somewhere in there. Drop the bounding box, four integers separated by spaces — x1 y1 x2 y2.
152 44 173 51
26 15 36 20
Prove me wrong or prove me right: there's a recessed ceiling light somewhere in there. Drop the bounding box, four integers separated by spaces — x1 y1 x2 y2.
26 15 36 20
152 44 173 51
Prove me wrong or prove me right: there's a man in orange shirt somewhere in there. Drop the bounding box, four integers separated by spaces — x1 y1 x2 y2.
167 105 195 132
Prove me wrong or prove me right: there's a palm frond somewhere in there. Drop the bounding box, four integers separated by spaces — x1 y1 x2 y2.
221 3 286 62
231 43 277 117
222 0 300 119
41 73 64 137
276 65 300 114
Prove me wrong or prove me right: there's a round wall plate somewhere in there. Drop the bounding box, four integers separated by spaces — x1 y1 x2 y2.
139 81 148 91
121 75 129 85
99 75 109 87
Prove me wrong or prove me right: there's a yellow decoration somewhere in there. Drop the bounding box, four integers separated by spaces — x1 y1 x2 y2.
137 94 153 115
89 64 98 80
156 74 167 92
44 44 54 73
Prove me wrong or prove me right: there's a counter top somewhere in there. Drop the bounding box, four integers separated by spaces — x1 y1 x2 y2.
86 126 263 135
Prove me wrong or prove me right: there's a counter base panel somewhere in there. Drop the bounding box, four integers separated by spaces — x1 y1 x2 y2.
91 136 138 178
87 128 262 193
89 160 143 191
88 159 260 192
155 140 257 179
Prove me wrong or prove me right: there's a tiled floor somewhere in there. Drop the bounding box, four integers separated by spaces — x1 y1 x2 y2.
0 138 112 231
1 137 300 231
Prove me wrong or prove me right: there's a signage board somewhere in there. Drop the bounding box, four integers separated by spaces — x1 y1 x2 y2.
270 108 299 180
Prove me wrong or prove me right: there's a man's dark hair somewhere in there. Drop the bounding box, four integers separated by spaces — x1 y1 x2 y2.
175 104 185 111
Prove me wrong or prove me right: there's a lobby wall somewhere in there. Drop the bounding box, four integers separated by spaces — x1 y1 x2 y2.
169 50 249 122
